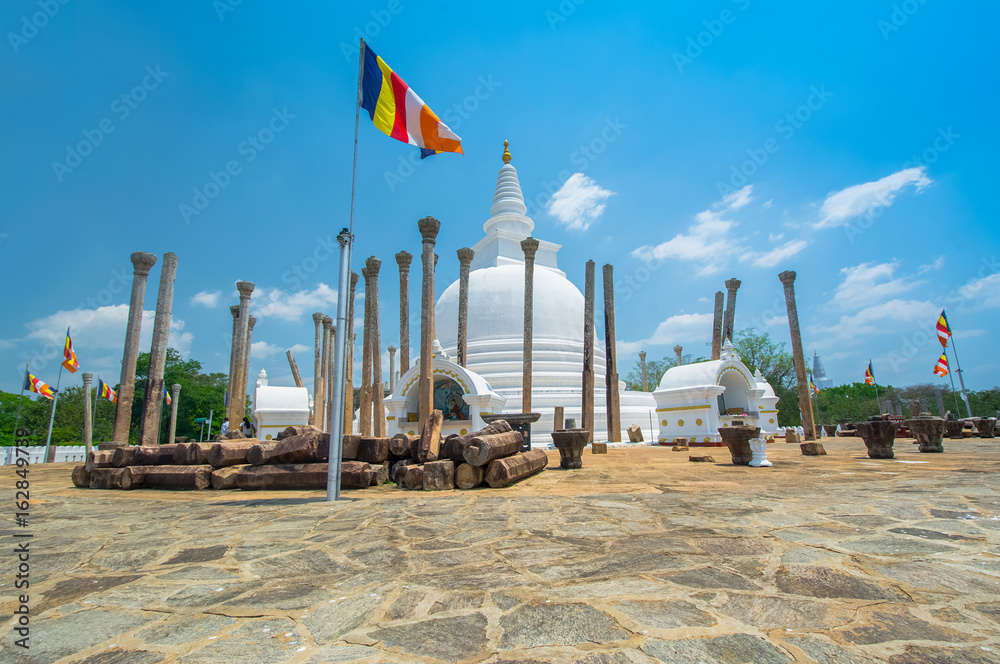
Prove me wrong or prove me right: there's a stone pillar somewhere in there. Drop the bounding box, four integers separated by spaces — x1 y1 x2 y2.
582 260 596 442
366 256 385 437
344 272 359 434
388 346 397 391
674 345 684 367
779 271 816 441
456 247 475 367
82 372 93 456
723 278 741 342
418 217 440 424
311 312 324 425
113 251 156 444
639 351 649 391
359 267 374 436
711 291 724 360
168 383 180 445
521 237 539 414
935 390 946 417
242 315 256 421
320 316 332 431
603 264 622 442
286 349 304 388
228 281 255 425
553 406 565 431
227 305 241 416
141 252 178 446
326 323 336 435
395 251 413 374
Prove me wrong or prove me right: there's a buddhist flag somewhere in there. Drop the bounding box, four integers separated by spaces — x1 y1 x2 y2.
98 378 117 403
936 310 952 348
933 352 949 377
25 371 56 400
360 42 463 159
62 327 79 373
864 361 875 385
163 385 171 405
810 378 819 394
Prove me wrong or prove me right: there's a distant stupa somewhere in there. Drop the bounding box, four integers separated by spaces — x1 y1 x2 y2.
812 351 833 390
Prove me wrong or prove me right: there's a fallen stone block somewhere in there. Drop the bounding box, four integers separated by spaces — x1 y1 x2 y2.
800 442 827 456
591 442 608 454
689 455 715 463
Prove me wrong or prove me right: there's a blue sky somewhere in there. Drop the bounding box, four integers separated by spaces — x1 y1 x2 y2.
2 0 997 397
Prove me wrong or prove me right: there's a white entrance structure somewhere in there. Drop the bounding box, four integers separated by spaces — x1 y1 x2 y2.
433 144 657 442
385 342 506 439
652 341 780 445
252 369 310 441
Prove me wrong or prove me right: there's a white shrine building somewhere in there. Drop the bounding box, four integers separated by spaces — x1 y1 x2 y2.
652 340 780 445
252 369 310 441
431 144 658 442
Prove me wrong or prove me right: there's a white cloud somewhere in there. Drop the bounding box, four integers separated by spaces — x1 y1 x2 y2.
743 239 809 269
618 313 713 355
545 173 616 231
831 262 922 311
253 283 338 321
721 185 753 210
817 298 939 341
191 290 221 308
762 199 773 209
958 272 1000 308
250 341 284 358
814 167 932 229
918 256 945 274
768 232 784 242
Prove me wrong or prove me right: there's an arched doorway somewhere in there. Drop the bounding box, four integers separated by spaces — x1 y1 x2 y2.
433 377 470 421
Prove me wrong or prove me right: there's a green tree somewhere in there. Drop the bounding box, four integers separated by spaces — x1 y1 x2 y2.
813 382 887 425
624 352 707 391
731 328 800 427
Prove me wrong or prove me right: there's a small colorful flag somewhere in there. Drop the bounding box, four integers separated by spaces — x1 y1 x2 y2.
936 310 952 348
933 352 949 377
25 371 56 400
163 385 171 405
864 361 875 385
98 378 117 403
62 326 79 373
810 378 819 394
360 42 463 158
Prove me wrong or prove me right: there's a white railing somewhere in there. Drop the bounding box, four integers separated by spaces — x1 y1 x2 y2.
0 446 88 465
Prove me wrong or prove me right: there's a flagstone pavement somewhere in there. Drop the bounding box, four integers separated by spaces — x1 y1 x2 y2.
2 436 999 663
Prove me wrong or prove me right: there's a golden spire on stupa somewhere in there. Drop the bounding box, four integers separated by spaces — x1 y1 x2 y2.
502 139 511 164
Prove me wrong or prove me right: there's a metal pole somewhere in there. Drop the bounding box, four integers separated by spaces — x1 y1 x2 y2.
327 38 365 501
949 337 972 418
206 409 213 441
43 363 64 461
870 359 880 406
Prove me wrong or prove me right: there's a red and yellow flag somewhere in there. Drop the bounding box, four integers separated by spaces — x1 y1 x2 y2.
360 42 463 158
933 352 949 377
936 310 951 348
98 378 118 403
62 327 79 373
810 378 819 394
864 361 875 385
24 371 56 400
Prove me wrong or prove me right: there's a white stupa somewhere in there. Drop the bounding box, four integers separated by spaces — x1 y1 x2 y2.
434 142 657 442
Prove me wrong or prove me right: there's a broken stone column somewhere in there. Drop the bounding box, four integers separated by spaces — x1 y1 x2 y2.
418 217 440 425
639 351 649 391
242 315 256 412
345 272 359 434
521 237 540 414
723 278 741 342
388 345 397 391
359 267 373 436
228 281 255 425
582 260 596 442
711 291 724 360
395 251 413 374
779 271 816 441
311 312 324 425
286 349 303 388
227 305 241 419
141 252 178 445
319 315 332 431
82 372 94 456
457 247 475 367
366 256 385 437
168 383 180 445
113 251 157 444
603 264 622 442
674 345 684 367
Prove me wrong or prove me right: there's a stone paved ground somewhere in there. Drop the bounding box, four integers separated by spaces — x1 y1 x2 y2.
2 436 1000 664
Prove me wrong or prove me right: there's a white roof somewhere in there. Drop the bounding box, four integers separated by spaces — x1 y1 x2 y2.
254 385 309 412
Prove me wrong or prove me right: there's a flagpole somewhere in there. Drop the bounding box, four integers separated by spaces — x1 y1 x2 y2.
12 363 29 448
43 361 64 462
327 37 365 501
944 361 961 414
948 336 972 418
869 359 880 408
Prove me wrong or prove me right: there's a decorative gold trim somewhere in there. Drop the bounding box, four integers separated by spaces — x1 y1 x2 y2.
655 405 711 412
717 365 753 389
759 409 778 414
386 416 396 421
